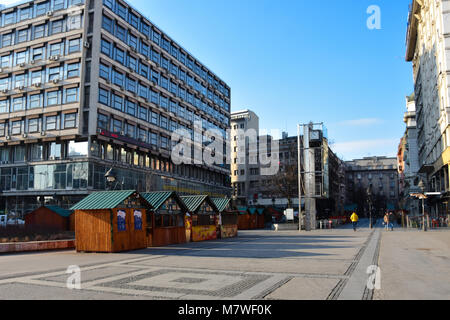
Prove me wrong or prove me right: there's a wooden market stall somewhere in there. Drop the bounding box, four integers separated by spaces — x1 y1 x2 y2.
237 207 258 230
212 198 238 239
256 208 266 229
181 195 219 242
141 191 188 247
71 190 152 253
25 205 74 231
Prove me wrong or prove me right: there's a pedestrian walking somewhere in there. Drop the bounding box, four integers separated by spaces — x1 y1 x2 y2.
384 212 394 231
350 212 359 231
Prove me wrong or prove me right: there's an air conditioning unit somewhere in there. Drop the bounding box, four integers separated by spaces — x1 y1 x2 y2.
34 82 41 87
22 133 27 138
120 131 125 136
131 47 137 52
47 11 53 16
52 78 59 84
105 79 110 84
40 131 46 136
49 156 55 160
50 55 60 61
19 63 25 68
84 41 90 48
0 68 3 73
17 86 24 91
5 135 10 140
1 89 7 94
30 60 35 65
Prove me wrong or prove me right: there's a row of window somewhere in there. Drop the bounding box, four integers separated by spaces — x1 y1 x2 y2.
0 0 84 27
100 63 229 126
0 87 79 113
98 87 227 137
100 37 230 115
101 0 230 98
0 112 77 137
0 63 80 90
0 15 83 49
90 139 226 185
0 38 82 69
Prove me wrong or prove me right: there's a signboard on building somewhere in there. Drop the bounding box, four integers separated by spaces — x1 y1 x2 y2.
285 208 294 221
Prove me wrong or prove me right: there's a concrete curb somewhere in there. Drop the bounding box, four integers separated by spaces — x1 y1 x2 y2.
0 239 75 254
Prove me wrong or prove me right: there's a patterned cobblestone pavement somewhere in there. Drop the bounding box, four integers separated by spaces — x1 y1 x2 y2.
0 225 377 300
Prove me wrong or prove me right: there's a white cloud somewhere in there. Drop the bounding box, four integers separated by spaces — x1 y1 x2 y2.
337 118 383 127
331 138 399 160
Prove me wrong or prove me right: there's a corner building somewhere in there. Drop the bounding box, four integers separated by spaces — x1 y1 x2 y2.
0 0 231 216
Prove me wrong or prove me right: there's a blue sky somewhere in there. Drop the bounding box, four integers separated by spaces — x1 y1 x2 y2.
2 0 414 160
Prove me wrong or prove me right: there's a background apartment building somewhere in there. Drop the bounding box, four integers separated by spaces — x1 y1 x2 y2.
398 94 422 215
406 0 450 217
230 109 259 206
0 0 231 217
345 156 399 216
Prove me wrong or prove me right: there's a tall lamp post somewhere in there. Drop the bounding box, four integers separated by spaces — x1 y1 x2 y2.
367 186 373 229
418 179 427 232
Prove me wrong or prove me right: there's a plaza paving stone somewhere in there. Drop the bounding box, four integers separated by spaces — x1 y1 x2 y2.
2 221 445 300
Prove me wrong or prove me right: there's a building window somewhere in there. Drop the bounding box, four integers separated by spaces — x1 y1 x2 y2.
98 88 109 105
113 94 123 111
28 118 39 133
64 113 77 128
65 87 79 103
33 24 46 39
116 24 127 42
97 113 108 130
46 91 59 106
31 71 43 85
11 121 22 135
32 47 44 61
1 33 12 47
160 116 168 129
48 66 61 82
101 39 112 57
36 2 48 16
102 15 114 33
126 100 136 116
112 119 122 133
17 29 29 43
150 132 158 146
16 51 27 65
67 63 80 78
113 70 124 87
29 94 42 109
51 19 64 35
99 63 110 80
0 100 8 113
49 42 62 57
46 116 58 131
12 97 25 112
151 111 159 125
115 48 125 64
68 38 81 54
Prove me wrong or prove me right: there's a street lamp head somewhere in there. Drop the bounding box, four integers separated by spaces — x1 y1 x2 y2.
418 179 425 192
105 168 116 183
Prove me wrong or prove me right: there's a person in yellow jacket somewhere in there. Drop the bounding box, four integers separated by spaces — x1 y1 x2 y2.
350 212 359 231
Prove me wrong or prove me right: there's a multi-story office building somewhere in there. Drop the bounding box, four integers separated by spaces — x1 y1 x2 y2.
0 0 231 216
230 109 259 206
345 157 399 215
406 0 450 217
